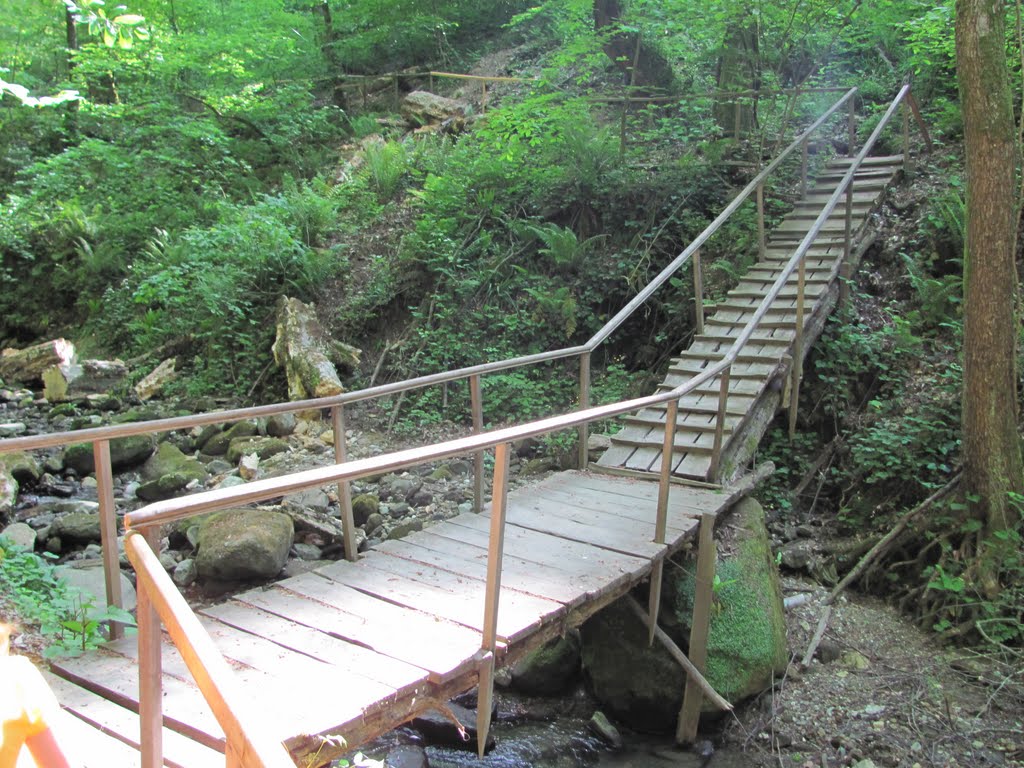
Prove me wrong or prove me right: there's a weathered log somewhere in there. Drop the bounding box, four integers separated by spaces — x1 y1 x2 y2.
43 359 129 402
272 297 361 401
134 358 177 401
0 339 75 385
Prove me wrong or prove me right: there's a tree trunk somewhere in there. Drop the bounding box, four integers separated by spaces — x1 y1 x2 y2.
272 297 361 401
42 360 129 402
955 0 1024 596
592 0 675 90
0 339 76 385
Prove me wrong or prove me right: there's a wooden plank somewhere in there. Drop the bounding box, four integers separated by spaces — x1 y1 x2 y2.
314 555 559 644
50 701 145 768
500 498 668 559
200 600 429 697
43 670 224 768
375 538 591 606
547 471 727 510
242 575 483 683
50 650 226 751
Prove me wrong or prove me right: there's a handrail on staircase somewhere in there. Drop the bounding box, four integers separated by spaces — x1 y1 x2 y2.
0 85 927 765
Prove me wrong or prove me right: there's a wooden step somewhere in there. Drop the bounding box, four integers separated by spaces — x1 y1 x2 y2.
623 411 744 433
695 332 793 347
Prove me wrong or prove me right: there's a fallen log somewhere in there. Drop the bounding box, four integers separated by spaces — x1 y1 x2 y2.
272 297 361 401
43 359 129 402
0 339 75 385
135 358 177 401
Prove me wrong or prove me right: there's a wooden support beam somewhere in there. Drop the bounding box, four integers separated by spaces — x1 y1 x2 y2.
332 406 358 562
677 513 716 744
577 353 591 470
470 375 484 513
93 440 124 639
648 398 678 644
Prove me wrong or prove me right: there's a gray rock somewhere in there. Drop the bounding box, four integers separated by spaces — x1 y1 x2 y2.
136 442 209 502
521 456 558 475
63 434 156 474
364 512 384 531
778 539 815 571
386 745 429 768
292 542 323 561
588 711 623 749
158 552 177 571
215 475 247 490
200 420 258 456
0 422 26 437
283 487 331 516
56 560 137 616
49 512 102 544
0 464 16 518
387 518 424 541
196 508 294 581
408 489 434 507
173 558 198 587
412 700 493 752
51 500 100 515
1 522 37 549
226 436 289 465
265 412 297 437
511 630 581 695
380 474 422 502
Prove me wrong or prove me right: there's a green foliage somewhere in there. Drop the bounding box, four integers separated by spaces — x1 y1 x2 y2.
0 536 136 658
362 140 409 201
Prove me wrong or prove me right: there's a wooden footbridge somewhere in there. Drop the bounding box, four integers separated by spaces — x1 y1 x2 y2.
0 86 928 767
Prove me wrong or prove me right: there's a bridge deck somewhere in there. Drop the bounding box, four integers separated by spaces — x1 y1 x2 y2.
48 470 743 766
597 155 903 481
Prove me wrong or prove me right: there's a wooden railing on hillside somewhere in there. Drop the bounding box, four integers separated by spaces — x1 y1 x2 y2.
0 85 929 766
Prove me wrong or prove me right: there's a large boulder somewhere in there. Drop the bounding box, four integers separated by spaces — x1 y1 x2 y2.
400 91 467 126
0 452 42 484
49 512 103 544
200 420 258 457
225 436 289 465
0 464 17 520
196 508 294 582
581 599 685 733
136 442 210 502
664 497 788 706
63 434 156 475
511 630 582 695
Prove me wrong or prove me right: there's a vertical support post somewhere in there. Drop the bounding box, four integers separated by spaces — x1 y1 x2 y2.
788 254 806 439
476 442 511 758
361 82 367 109
332 406 358 562
136 528 163 768
800 138 809 198
393 75 399 110
470 374 485 513
429 73 435 92
93 440 124 640
692 249 705 334
733 100 741 140
756 182 766 262
648 397 679 645
902 101 911 175
481 80 487 113
842 175 854 305
707 365 731 482
676 513 716 744
847 96 856 157
577 352 591 471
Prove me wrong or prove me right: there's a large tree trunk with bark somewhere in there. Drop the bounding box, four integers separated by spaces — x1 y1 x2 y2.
273 297 361 401
955 0 1024 595
42 360 128 402
593 0 675 90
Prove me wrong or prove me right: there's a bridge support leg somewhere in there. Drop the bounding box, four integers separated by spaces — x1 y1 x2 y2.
677 513 716 744
332 406 358 562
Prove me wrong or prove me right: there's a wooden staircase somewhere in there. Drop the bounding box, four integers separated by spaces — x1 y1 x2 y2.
597 155 904 482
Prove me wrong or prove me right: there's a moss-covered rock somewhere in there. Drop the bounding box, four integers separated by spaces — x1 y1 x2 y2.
136 442 209 501
201 420 259 456
511 630 582 695
63 434 156 474
351 493 380 526
667 496 788 707
49 512 102 544
196 507 293 581
225 436 289 465
581 599 684 733
0 451 41 484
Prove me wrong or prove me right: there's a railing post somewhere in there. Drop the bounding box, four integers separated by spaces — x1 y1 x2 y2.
136 528 163 768
842 175 854 305
847 96 856 156
789 254 806 439
331 406 358 562
648 397 678 645
800 138 809 198
481 80 487 113
677 512 716 743
756 182 767 261
577 353 591 470
902 100 911 175
733 100 741 140
619 99 628 159
429 73 434 92
476 442 511 758
692 249 705 334
470 375 485 513
707 365 731 481
93 440 124 640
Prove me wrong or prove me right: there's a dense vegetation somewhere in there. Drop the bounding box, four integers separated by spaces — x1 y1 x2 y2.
2 0 1023 652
